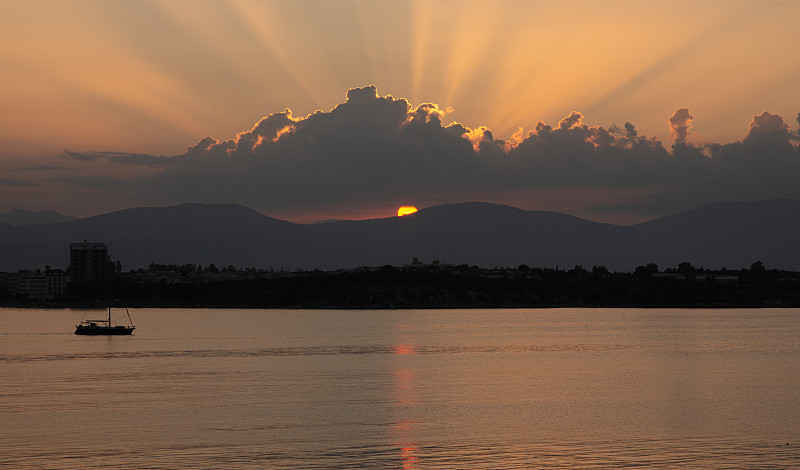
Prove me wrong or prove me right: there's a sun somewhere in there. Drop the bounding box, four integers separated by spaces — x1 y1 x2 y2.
397 206 418 217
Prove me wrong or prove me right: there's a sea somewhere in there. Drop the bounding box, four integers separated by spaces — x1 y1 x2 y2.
1 307 799 469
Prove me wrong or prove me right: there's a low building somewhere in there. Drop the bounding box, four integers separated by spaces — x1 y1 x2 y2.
3 269 70 300
696 274 738 284
0 273 10 298
46 268 69 297
9 271 49 299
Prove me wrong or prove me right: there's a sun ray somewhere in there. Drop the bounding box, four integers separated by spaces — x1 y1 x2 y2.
351 0 415 94
2 0 799 167
439 2 504 107
1 7 207 147
409 0 434 104
226 0 326 107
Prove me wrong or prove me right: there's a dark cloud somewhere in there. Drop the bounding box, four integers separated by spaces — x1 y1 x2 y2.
0 178 37 186
668 107 693 145
593 111 800 216
745 111 790 143
17 165 69 171
498 111 671 188
149 85 485 211
50 175 127 188
558 111 584 130
63 150 104 162
63 150 169 167
66 85 800 220
624 122 637 138
107 153 170 166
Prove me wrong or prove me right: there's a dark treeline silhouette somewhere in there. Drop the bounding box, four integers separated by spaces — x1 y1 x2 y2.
11 260 796 309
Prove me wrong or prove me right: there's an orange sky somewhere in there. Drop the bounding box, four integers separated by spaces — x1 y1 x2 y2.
1 0 799 222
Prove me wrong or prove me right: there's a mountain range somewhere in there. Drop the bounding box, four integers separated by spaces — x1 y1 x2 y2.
0 208 75 227
1 199 799 272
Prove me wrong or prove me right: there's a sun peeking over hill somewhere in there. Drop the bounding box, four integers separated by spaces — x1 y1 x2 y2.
397 206 418 217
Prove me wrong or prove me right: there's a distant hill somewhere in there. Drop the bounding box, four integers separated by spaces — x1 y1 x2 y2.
1 199 799 271
626 199 800 270
0 208 75 226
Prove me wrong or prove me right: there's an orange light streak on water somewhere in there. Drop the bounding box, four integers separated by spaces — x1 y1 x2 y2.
393 344 415 355
401 445 418 469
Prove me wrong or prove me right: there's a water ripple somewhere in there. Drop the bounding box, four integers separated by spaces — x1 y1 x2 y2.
0 343 634 363
3 439 798 469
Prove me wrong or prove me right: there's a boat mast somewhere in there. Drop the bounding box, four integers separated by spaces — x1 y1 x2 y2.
107 261 112 325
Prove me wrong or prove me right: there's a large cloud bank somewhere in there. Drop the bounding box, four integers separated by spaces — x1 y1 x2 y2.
70 85 800 218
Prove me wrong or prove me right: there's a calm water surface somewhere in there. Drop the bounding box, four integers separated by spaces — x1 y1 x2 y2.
1 308 799 469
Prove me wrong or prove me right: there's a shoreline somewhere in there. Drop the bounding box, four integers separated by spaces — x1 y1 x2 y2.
5 266 799 310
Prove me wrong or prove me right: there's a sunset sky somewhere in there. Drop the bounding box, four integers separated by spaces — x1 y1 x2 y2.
1 0 799 224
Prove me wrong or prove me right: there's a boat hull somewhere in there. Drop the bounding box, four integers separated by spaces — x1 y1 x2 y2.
75 326 134 335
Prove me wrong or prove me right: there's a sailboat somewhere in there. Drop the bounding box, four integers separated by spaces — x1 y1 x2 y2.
74 305 135 335
75 274 135 335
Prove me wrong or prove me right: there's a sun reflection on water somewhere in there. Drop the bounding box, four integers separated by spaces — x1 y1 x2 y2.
391 321 419 468
393 344 415 355
400 445 418 469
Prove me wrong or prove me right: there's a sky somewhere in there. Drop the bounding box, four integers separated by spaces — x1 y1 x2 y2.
1 0 799 224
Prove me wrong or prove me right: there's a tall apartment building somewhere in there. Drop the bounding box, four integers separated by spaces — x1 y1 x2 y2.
69 241 110 284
